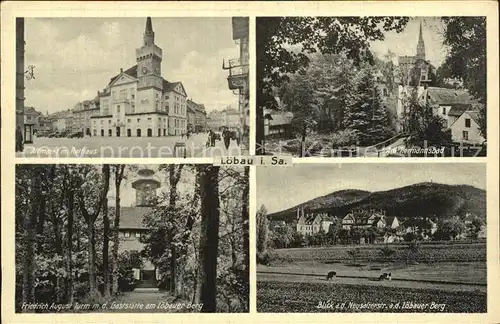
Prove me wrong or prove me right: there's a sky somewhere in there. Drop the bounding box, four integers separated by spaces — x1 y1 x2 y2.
24 17 240 115
370 17 447 67
257 163 486 214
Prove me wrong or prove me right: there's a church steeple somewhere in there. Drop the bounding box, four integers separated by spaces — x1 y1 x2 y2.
416 19 426 61
144 17 155 46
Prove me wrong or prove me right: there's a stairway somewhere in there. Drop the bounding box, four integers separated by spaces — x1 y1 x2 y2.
135 280 157 289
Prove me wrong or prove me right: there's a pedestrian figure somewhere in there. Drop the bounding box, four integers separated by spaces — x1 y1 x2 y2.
222 127 231 150
236 128 241 146
209 130 216 147
16 125 24 152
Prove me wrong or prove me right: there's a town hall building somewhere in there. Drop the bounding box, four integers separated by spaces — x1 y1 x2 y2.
91 17 188 138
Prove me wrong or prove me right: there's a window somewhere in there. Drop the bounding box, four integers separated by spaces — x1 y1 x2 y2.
135 232 141 238
124 231 130 238
117 105 120 113
462 131 469 140
465 118 471 128
120 89 126 99
156 100 159 110
93 129 97 136
442 107 446 115
148 117 152 121
127 119 131 123
94 120 96 124
131 94 135 100
156 93 159 98
137 118 140 122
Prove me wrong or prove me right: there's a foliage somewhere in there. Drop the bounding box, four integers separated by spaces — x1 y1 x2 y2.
379 245 396 262
256 17 410 153
256 205 269 254
441 17 486 137
344 67 394 145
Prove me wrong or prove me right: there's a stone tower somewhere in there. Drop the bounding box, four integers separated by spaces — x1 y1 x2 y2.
136 17 163 90
416 19 426 61
132 166 161 207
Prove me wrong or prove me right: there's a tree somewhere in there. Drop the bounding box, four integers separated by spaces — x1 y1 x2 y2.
166 164 184 294
256 17 410 154
195 165 221 312
327 220 342 245
256 205 269 254
467 215 483 241
344 67 393 145
77 165 110 301
404 90 452 149
440 218 467 241
441 17 486 138
111 165 126 295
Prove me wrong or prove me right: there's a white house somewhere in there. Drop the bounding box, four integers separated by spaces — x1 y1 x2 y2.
450 110 485 145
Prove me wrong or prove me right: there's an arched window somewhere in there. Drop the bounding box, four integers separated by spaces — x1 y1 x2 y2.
137 128 142 137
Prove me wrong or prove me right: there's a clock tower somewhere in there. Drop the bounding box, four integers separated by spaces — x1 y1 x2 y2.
136 17 163 90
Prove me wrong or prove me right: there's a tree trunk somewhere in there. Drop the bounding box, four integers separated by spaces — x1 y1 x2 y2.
111 165 125 295
66 185 74 304
300 124 307 157
22 170 41 311
88 222 99 299
167 165 183 294
102 197 110 298
195 166 220 312
256 105 265 155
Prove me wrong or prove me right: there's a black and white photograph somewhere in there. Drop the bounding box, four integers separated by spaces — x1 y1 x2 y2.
15 164 249 313
256 163 486 313
15 17 249 158
256 17 487 157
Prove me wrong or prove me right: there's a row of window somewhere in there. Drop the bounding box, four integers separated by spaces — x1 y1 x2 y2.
94 117 169 125
93 128 169 137
121 230 142 238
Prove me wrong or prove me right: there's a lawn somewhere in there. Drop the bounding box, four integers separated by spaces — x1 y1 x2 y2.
257 281 487 313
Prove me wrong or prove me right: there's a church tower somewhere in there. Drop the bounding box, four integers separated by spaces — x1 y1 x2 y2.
132 167 161 207
416 20 426 61
136 17 163 91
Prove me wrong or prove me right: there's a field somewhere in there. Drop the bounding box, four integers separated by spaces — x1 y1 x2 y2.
257 281 487 313
269 242 486 263
257 243 487 313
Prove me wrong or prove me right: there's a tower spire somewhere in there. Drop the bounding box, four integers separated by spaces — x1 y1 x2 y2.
143 17 155 46
416 19 426 61
146 17 153 32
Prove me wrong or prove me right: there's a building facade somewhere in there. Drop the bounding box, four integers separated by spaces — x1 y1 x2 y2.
187 99 207 132
450 110 485 145
296 206 336 236
115 167 162 287
73 98 100 135
223 17 249 134
91 17 187 138
52 109 73 132
206 110 225 131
